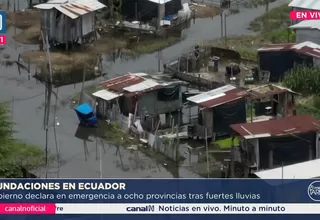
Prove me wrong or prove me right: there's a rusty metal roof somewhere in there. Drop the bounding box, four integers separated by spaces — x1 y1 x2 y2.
98 73 183 98
34 0 106 19
187 85 247 109
257 41 320 59
248 84 300 100
100 74 145 92
230 115 320 139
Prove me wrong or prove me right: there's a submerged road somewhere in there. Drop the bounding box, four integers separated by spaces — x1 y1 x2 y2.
0 0 288 178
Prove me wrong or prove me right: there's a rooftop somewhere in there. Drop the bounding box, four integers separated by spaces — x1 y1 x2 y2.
187 85 247 109
255 158 320 180
247 84 299 100
94 73 185 100
289 0 320 10
34 0 106 19
290 20 320 31
257 41 320 59
230 115 320 139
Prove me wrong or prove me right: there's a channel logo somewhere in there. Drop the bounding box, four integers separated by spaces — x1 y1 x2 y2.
308 181 320 201
0 11 6 34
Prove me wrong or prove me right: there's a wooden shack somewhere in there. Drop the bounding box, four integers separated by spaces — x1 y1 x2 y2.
34 0 106 48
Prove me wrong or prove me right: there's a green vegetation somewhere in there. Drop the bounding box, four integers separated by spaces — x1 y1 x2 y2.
215 137 240 150
283 65 320 120
283 65 320 94
199 4 294 61
103 122 136 147
249 5 291 32
0 103 46 177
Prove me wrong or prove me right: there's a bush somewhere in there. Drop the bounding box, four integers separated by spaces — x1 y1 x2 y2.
0 103 46 177
283 65 320 94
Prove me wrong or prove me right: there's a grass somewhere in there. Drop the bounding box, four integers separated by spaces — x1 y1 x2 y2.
249 4 291 32
296 96 320 120
71 84 99 102
198 4 294 61
215 137 240 150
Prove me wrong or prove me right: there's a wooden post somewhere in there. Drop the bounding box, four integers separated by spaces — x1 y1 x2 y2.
79 67 87 104
175 109 181 162
250 100 253 122
230 136 235 177
205 127 210 178
224 12 227 48
11 96 14 134
220 0 223 38
268 147 273 169
309 145 313 160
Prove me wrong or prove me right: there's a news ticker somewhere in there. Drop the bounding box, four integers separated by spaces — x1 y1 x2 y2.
2 203 320 214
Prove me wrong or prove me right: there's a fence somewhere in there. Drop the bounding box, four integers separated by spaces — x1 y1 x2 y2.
107 104 181 161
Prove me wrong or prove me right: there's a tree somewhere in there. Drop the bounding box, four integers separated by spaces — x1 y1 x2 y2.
0 103 46 177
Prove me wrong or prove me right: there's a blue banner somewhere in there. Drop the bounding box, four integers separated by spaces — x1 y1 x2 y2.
0 11 6 34
0 179 317 203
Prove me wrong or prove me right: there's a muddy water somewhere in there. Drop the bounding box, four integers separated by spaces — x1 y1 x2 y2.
0 0 288 178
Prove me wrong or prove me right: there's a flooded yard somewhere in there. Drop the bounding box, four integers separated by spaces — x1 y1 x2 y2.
0 0 288 178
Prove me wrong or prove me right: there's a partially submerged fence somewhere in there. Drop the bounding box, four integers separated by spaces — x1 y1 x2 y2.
107 105 182 161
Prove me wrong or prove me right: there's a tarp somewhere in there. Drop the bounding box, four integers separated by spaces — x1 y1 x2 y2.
74 103 93 115
258 132 316 169
213 99 246 133
157 86 180 101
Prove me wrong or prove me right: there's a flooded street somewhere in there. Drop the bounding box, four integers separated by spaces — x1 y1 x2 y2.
0 0 288 178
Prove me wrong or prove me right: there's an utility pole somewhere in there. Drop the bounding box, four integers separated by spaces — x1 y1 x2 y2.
224 12 227 48
175 109 181 162
80 66 87 104
220 0 223 38
41 30 53 179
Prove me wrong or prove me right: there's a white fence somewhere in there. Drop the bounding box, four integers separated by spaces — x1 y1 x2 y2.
107 105 181 161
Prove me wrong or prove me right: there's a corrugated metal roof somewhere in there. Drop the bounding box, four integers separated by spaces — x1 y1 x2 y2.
248 84 299 100
289 0 320 10
187 85 247 108
100 74 145 92
34 0 106 19
230 115 320 139
97 73 183 100
255 159 320 180
123 79 160 93
92 90 122 100
290 20 320 30
257 41 320 59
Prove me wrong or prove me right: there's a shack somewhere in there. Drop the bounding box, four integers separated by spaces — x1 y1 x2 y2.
186 84 247 139
121 0 182 22
34 0 106 48
254 158 320 179
92 72 186 130
257 41 320 82
229 115 320 177
290 21 320 45
247 84 299 122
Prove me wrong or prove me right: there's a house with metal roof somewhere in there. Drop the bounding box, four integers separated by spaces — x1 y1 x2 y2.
92 72 186 130
34 0 106 48
227 115 320 177
290 20 320 45
186 84 247 139
288 0 320 25
257 41 320 82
